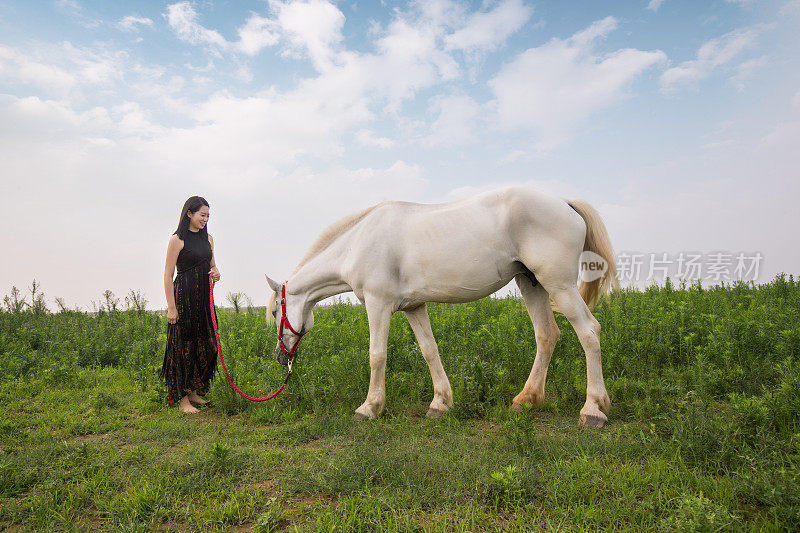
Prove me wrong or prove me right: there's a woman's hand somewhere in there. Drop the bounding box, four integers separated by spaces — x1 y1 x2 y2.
167 306 179 324
210 266 221 282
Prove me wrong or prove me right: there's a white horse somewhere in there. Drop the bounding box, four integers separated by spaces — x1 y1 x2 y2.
266 186 619 427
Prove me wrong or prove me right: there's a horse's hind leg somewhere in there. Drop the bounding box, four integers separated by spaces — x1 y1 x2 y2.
405 304 453 418
512 274 560 411
549 286 611 428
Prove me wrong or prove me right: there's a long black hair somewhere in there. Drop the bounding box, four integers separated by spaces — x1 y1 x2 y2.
174 196 210 241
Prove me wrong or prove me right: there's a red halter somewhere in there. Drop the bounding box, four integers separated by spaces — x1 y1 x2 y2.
278 284 306 357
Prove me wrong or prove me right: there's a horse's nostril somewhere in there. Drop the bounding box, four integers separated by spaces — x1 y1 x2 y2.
276 351 288 366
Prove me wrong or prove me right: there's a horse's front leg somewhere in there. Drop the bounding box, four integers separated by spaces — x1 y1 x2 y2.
354 295 394 420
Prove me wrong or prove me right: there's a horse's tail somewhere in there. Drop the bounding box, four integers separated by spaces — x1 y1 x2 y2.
567 199 620 310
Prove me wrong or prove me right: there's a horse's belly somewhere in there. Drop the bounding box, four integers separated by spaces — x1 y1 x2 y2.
402 256 521 304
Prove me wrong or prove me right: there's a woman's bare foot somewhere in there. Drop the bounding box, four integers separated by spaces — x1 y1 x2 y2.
179 395 200 414
188 391 209 405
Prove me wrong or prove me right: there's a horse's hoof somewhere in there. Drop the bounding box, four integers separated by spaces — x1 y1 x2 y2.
353 412 371 421
579 414 606 428
426 408 446 419
511 402 528 413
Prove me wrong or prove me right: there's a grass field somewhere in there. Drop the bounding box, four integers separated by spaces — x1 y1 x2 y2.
1 276 799 531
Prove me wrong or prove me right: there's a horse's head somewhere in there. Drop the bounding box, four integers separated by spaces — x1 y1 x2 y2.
266 275 314 365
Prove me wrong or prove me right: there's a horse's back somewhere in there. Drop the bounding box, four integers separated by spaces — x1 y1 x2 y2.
339 186 585 303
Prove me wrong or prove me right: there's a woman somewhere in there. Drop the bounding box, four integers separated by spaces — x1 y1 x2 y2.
160 196 221 414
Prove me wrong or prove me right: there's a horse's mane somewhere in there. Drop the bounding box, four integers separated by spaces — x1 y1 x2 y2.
292 203 380 274
267 203 379 325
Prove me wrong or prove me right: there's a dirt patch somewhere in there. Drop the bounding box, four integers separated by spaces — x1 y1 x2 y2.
297 492 336 507
154 522 193 532
1 521 20 533
530 410 560 420
82 516 107 531
251 479 279 492
469 420 502 431
66 432 112 444
296 436 327 449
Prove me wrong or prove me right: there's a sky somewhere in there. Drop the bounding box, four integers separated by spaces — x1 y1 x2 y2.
1 0 799 311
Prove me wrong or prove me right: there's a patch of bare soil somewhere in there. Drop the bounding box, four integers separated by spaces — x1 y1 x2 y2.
66 432 112 444
297 492 336 507
251 479 279 492
469 420 502 432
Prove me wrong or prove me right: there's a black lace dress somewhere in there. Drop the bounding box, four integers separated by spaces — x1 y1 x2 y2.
160 229 218 405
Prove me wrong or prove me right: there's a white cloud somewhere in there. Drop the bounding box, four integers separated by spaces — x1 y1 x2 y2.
0 45 77 95
117 15 154 32
445 0 533 52
0 2 484 189
0 42 124 98
164 1 343 61
660 26 760 92
369 16 460 107
758 120 800 150
235 14 280 55
279 3 463 115
647 0 666 12
425 94 481 146
141 95 348 186
356 129 395 148
793 90 800 107
499 149 528 165
488 17 666 151
729 55 767 91
112 101 166 138
165 2 228 50
153 0 510 115
780 0 800 16
55 0 101 29
700 139 736 150
570 15 617 47
412 0 466 31
0 94 112 143
269 0 345 71
295 160 428 203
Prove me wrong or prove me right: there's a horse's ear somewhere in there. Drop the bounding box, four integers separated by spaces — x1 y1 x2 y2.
265 275 281 293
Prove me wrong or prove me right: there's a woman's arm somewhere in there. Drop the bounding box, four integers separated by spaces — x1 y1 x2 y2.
164 234 183 324
209 234 221 282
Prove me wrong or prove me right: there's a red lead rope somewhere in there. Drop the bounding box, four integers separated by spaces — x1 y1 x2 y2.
209 272 291 401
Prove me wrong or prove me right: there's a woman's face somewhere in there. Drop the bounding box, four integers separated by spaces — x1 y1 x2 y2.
187 205 210 231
